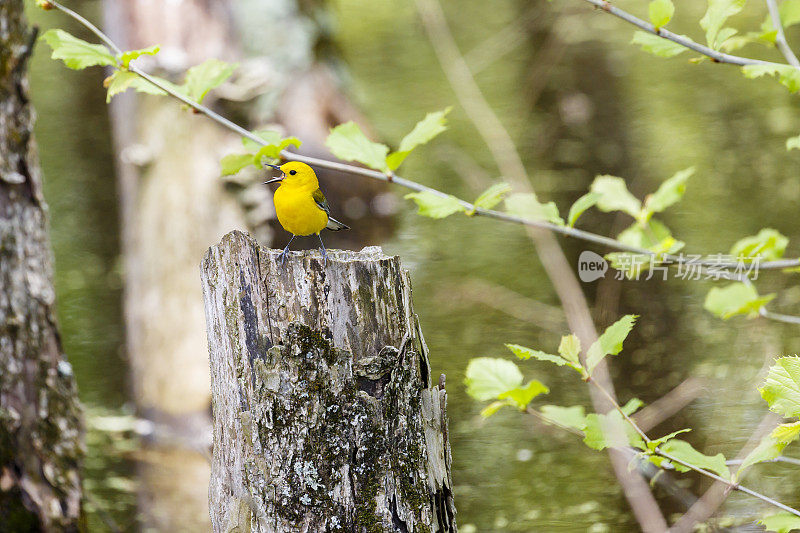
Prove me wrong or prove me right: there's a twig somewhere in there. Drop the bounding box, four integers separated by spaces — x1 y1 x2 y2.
44 2 800 273
766 0 800 67
582 0 797 70
413 0 668 530
582 378 800 519
44 0 800 333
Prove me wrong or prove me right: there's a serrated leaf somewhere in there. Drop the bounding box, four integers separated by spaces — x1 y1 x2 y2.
788 135 800 150
620 398 644 416
540 405 587 431
465 357 523 401
505 193 564 226
660 439 730 480
558 334 582 367
404 191 465 219
586 315 638 374
567 192 600 227
583 410 645 451
649 429 692 450
119 45 160 68
643 167 694 217
473 183 512 211
760 357 800 418
220 153 256 176
781 0 800 27
386 107 451 170
649 0 675 27
326 122 390 172
704 282 775 319
181 59 236 103
506 343 582 373
590 175 642 218
737 421 800 476
41 29 117 70
742 64 800 93
104 70 166 102
631 31 689 58
480 399 514 418
700 0 746 49
730 228 788 261
617 219 684 255
253 137 301 164
759 512 800 533
498 380 549 409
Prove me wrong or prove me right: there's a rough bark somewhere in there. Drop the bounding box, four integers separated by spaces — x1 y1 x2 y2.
201 231 456 532
0 2 83 530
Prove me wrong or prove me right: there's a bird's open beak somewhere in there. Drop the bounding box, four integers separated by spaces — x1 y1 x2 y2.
264 163 284 184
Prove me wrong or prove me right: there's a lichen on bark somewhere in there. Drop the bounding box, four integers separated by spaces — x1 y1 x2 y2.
202 230 456 532
0 1 84 530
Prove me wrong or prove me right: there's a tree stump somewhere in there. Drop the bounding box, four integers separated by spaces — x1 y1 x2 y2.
201 231 456 532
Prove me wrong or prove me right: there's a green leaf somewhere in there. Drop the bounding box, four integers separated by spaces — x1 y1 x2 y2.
567 192 600 227
326 122 390 172
760 512 800 533
220 153 256 176
583 410 645 451
181 59 236 103
700 0 746 49
660 439 730 480
737 421 800 476
704 282 775 319
404 191 466 219
730 228 789 261
480 399 514 418
760 357 800 418
742 64 800 93
788 135 800 150
473 183 512 211
41 29 117 70
558 334 582 367
590 175 642 218
586 315 638 374
104 70 166 102
119 45 160 68
253 137 302 163
498 380 550 409
386 107 451 170
464 357 523 401
617 219 685 255
643 167 694 217
620 398 644 416
781 0 800 28
648 429 692 450
649 0 675 27
505 193 564 226
506 343 582 373
631 31 689 58
540 405 587 431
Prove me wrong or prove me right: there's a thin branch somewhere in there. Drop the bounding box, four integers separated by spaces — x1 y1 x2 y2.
766 0 800 67
582 0 797 70
47 1 800 274
45 0 800 336
579 378 800 519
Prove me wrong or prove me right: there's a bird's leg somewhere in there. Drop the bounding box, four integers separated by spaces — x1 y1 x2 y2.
318 234 328 268
278 235 295 267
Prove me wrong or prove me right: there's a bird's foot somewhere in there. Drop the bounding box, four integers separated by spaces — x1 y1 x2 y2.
278 248 289 267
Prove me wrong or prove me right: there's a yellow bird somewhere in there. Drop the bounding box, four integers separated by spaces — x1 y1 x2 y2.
264 161 349 266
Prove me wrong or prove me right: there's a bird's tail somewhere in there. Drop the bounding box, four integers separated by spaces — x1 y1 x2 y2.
326 217 350 231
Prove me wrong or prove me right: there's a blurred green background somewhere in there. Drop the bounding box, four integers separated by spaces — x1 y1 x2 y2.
26 0 800 530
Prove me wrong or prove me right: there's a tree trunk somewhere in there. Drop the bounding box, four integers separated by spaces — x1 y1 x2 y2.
201 231 456 532
0 2 83 530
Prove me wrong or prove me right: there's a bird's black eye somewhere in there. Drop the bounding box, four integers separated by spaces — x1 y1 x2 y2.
289 170 297 175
